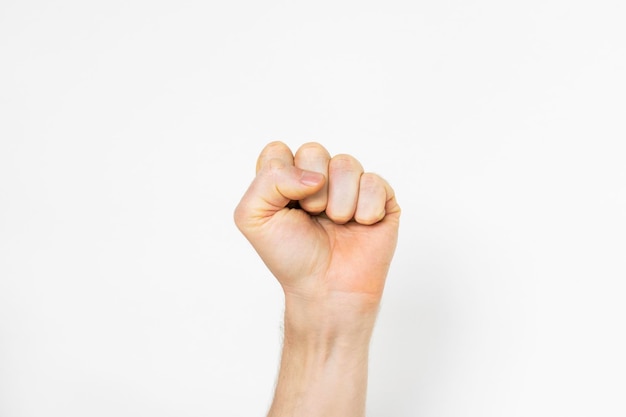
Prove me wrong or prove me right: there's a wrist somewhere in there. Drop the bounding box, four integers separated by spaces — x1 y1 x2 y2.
283 291 379 347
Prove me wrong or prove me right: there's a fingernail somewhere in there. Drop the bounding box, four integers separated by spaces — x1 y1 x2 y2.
300 170 324 186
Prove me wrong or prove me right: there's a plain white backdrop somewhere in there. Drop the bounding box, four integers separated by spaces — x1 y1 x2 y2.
1 1 625 416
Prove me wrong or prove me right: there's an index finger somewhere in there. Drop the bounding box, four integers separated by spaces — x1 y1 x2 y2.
256 141 294 174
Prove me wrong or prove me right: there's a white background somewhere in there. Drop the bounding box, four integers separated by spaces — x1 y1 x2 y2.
1 1 625 416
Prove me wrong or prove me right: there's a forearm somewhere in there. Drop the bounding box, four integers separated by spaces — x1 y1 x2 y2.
267 295 379 417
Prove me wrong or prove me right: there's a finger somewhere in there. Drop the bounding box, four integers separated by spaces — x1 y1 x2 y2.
354 173 390 225
294 142 331 214
235 148 325 232
383 182 401 223
256 141 293 174
326 154 364 224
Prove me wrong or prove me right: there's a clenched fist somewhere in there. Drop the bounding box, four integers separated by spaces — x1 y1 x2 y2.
235 141 400 416
234 142 400 315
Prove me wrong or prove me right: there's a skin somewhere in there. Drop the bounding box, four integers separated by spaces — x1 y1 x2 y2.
234 141 401 417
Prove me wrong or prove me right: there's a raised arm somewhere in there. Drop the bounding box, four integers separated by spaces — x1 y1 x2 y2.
234 141 400 417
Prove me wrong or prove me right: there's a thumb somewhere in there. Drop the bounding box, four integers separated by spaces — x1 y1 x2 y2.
234 158 325 230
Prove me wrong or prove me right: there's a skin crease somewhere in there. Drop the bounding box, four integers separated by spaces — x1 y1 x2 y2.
234 141 400 417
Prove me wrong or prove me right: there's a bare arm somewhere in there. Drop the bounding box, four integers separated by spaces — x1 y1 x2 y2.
234 142 400 417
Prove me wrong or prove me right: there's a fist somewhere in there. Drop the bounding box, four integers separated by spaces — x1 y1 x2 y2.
234 142 400 307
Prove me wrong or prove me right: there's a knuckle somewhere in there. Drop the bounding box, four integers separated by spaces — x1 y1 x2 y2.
257 141 290 172
265 158 287 175
298 142 324 152
295 143 331 165
360 172 381 190
259 141 288 161
264 140 288 151
330 154 362 172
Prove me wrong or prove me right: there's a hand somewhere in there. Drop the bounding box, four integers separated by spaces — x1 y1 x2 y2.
235 141 400 417
234 141 401 314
